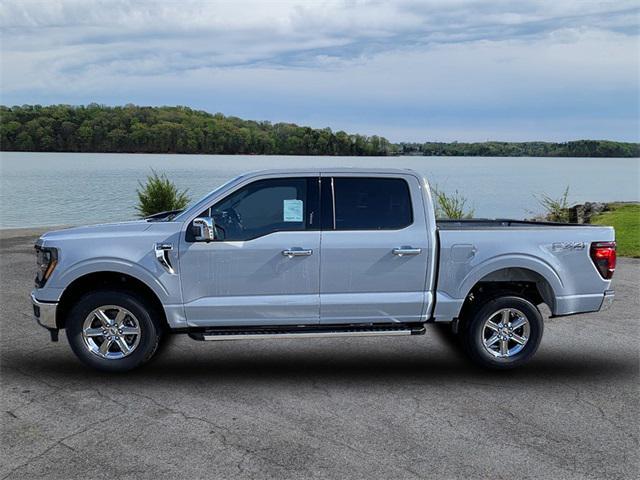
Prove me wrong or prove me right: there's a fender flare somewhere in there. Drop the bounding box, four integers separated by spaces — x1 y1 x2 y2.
458 254 563 308
54 257 170 303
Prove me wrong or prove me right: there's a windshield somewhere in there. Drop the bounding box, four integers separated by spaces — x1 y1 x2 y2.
171 175 245 223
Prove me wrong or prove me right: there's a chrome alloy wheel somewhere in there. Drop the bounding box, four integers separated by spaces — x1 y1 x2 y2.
81 305 141 360
481 308 530 358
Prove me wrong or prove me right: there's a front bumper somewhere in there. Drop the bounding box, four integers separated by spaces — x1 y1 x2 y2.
31 292 58 329
600 290 615 311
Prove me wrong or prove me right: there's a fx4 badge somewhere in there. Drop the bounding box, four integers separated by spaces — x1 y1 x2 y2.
552 241 586 252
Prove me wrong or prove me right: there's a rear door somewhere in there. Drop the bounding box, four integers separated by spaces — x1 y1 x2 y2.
319 173 430 324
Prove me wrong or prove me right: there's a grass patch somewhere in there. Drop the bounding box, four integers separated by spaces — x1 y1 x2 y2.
591 203 640 258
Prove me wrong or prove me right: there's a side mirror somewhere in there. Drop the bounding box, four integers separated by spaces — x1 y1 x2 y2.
192 217 215 242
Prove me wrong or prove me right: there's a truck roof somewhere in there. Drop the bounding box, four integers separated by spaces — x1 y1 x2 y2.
238 167 423 177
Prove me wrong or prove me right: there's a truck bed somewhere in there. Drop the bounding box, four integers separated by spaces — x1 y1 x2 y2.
433 219 615 320
436 218 603 229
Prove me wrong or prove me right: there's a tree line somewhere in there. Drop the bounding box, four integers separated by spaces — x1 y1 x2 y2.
0 104 392 156
1 104 638 157
397 140 639 158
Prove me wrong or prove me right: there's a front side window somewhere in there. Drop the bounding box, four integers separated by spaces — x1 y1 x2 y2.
201 177 318 241
333 177 413 230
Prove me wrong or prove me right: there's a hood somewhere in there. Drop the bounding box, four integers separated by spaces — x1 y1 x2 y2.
38 220 153 243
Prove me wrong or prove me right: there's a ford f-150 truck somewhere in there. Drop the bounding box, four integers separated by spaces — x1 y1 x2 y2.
31 168 616 371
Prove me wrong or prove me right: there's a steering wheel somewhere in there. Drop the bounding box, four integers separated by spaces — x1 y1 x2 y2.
227 208 243 227
214 208 243 239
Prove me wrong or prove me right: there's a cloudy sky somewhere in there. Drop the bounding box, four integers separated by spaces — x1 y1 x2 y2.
1 0 638 142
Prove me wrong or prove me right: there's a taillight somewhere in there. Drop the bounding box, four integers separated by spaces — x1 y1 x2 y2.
590 241 616 279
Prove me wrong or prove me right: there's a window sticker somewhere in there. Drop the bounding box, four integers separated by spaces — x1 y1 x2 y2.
283 199 303 222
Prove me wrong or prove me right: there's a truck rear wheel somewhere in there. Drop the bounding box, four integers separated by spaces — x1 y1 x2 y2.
462 295 543 369
66 290 162 372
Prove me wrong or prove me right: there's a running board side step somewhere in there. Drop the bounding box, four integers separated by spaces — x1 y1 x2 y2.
188 324 426 341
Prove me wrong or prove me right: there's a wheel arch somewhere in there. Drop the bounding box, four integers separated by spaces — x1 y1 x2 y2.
56 271 169 331
458 254 561 304
456 265 558 325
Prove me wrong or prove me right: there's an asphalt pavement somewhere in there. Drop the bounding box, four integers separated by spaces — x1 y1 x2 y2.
1 228 638 480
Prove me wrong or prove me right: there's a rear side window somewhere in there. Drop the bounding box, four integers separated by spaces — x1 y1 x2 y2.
333 177 413 230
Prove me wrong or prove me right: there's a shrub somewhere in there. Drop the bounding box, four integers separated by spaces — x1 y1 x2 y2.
535 186 570 222
136 170 191 217
432 185 474 219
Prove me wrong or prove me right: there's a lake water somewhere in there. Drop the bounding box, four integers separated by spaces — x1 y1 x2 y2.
0 152 638 228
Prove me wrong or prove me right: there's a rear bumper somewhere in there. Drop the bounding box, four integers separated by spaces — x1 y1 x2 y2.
553 290 614 317
31 292 58 329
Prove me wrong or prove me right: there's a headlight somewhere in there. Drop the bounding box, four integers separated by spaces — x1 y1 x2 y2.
35 246 58 288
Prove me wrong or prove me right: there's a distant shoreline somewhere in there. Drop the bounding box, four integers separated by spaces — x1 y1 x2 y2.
2 150 639 159
2 104 639 158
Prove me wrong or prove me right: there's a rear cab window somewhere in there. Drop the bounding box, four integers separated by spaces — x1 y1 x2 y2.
332 177 413 230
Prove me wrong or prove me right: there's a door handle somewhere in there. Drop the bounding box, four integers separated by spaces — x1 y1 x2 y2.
392 246 422 257
282 248 313 258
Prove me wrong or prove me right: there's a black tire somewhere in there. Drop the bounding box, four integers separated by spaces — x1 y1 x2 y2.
462 295 543 369
65 290 162 372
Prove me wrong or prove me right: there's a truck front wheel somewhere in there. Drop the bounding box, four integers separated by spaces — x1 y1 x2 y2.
462 295 543 369
65 290 162 372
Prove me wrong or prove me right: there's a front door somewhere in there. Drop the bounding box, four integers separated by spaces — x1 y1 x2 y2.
319 174 430 324
179 176 321 327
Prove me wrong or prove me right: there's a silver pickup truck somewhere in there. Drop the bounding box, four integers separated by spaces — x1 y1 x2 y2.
31 168 616 371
